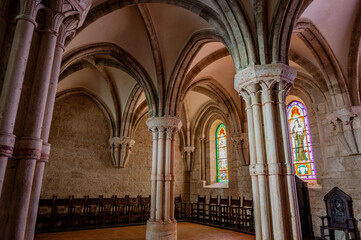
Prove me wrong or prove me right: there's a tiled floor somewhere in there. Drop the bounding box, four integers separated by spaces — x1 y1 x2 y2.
35 222 255 240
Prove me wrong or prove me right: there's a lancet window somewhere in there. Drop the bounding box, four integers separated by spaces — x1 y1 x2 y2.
216 123 228 182
287 101 316 180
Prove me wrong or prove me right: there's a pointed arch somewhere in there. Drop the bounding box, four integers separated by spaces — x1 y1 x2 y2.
61 42 159 117
294 19 351 109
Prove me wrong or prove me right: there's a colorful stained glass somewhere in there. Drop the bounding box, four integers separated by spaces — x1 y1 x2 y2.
216 123 229 182
287 101 316 180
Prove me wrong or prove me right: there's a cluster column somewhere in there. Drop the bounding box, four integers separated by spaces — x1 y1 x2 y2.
235 63 302 240
0 1 91 240
0 1 38 196
146 116 182 240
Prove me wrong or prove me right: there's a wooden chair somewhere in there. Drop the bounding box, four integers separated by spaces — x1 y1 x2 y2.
114 195 129 224
84 195 102 225
140 195 151 222
53 196 72 228
218 196 230 226
205 195 218 223
126 196 141 223
68 196 87 227
320 187 358 240
100 196 115 224
229 196 242 228
242 197 254 231
190 195 206 221
36 196 57 230
174 195 187 220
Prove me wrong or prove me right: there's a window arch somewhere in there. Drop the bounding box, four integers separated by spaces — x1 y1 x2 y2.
287 101 316 180
216 123 228 183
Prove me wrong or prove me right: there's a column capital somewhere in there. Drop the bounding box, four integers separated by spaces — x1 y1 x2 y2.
109 136 135 168
184 146 195 153
146 116 182 133
56 0 92 45
326 106 361 155
234 63 297 94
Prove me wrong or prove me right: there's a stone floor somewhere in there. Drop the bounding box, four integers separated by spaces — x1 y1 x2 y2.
35 222 255 240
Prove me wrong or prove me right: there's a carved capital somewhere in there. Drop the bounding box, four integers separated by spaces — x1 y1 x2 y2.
55 0 91 44
184 146 195 153
109 136 135 168
231 133 249 165
146 116 182 134
234 63 297 94
326 106 361 155
18 0 42 20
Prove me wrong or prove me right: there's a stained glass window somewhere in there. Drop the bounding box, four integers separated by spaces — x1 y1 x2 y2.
287 101 316 180
216 123 228 182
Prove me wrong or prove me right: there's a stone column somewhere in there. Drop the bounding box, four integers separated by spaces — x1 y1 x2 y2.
4 23 59 240
24 38 65 240
277 81 302 240
0 1 38 196
146 116 182 240
235 63 301 240
238 92 262 239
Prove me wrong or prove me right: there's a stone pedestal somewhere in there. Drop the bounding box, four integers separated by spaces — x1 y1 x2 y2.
235 63 302 240
146 220 177 240
145 116 182 240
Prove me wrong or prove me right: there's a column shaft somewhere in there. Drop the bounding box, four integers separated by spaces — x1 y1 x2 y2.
251 93 271 240
155 129 165 220
150 130 158 220
0 17 35 196
164 132 171 221
263 99 285 239
4 30 57 240
25 42 64 240
170 134 176 220
244 98 262 239
278 96 302 240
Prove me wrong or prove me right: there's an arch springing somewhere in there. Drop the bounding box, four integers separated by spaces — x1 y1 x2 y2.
216 123 228 183
287 101 316 180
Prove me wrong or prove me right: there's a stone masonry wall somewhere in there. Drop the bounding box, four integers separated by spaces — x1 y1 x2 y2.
41 93 187 200
189 138 252 203
306 101 361 238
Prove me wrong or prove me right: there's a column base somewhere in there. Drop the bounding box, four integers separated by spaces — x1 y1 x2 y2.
146 219 177 240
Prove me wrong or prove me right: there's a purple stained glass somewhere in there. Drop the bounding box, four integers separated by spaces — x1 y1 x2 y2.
287 101 317 180
216 123 229 183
